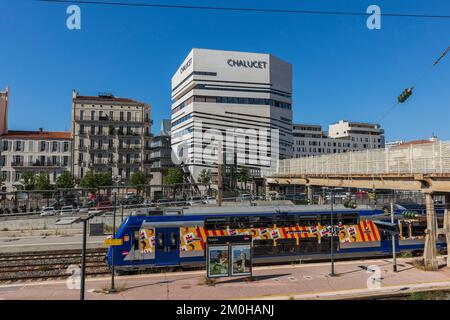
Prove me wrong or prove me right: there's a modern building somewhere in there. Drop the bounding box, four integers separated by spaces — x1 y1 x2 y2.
171 48 293 183
0 129 72 192
149 120 174 198
71 91 152 182
293 120 385 158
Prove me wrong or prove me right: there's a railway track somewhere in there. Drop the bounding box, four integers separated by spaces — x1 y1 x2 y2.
0 248 110 282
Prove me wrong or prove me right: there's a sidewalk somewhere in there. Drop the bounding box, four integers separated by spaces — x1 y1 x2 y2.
0 257 449 300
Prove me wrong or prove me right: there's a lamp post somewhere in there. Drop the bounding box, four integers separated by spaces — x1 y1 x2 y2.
390 200 398 272
55 210 103 300
108 175 121 293
329 187 336 277
324 186 343 277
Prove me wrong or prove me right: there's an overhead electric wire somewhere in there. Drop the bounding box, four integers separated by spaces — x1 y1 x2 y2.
39 0 450 20
377 45 450 123
319 45 449 166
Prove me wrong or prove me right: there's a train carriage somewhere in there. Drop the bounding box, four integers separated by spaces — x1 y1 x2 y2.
106 205 446 272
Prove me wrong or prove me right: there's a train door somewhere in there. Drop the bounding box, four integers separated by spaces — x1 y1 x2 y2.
155 228 180 266
380 230 399 253
131 230 144 262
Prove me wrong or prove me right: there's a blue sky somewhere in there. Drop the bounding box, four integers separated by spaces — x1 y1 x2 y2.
0 0 449 141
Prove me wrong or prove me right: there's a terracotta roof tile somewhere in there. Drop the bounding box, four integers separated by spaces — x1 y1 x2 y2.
0 130 71 140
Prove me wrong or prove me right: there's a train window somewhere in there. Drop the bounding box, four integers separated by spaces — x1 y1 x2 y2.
438 217 444 229
273 215 297 227
320 214 332 226
411 224 427 237
318 237 339 253
229 216 251 229
251 216 273 228
133 231 139 250
170 232 178 249
400 223 410 238
299 238 318 254
156 233 164 250
298 215 319 226
205 217 229 230
276 239 297 255
253 239 275 257
338 213 359 225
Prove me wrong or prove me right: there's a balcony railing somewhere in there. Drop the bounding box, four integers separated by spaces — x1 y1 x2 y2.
117 160 141 166
117 146 142 152
74 115 151 124
11 161 67 168
88 160 116 166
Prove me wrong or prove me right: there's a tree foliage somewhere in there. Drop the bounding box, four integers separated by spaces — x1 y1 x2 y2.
20 172 35 190
35 173 52 191
197 169 211 185
80 171 113 189
56 171 75 189
130 171 151 187
164 168 183 185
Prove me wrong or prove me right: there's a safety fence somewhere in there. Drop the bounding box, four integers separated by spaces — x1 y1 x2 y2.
278 141 450 175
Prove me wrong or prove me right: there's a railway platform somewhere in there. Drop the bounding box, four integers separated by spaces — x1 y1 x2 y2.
0 257 449 300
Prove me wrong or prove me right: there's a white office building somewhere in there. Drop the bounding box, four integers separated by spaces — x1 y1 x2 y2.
171 48 293 182
293 120 385 158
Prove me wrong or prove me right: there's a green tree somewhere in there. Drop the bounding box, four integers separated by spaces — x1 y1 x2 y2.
130 171 151 195
97 172 113 187
197 169 211 185
164 168 183 185
20 172 35 190
35 173 52 191
80 171 112 189
56 171 74 189
197 169 211 196
238 167 249 190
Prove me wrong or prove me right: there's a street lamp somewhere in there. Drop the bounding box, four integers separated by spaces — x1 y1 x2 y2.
55 210 103 300
108 175 122 293
323 186 343 277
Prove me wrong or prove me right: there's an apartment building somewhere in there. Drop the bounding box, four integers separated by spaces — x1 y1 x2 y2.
0 129 72 192
71 91 152 182
293 120 385 158
149 119 173 187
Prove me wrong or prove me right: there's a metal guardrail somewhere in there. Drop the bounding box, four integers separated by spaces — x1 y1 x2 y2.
278 141 450 175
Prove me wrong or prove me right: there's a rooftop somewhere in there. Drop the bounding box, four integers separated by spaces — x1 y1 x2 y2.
0 130 71 140
72 91 147 105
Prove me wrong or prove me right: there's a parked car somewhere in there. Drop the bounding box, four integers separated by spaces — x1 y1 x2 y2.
237 194 252 201
121 195 144 206
203 197 217 205
187 196 204 206
60 206 76 215
40 207 57 216
77 205 90 214
156 199 170 207
97 201 111 211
